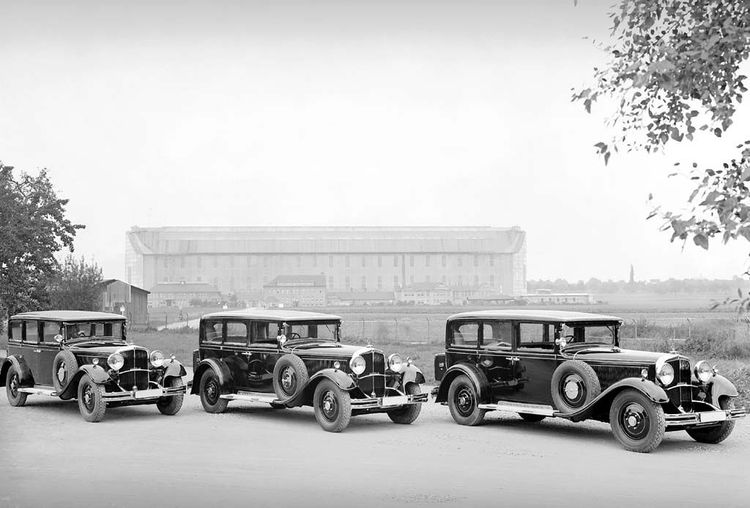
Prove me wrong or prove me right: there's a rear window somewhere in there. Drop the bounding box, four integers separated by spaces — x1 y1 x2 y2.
225 321 248 345
450 321 479 347
203 320 223 343
24 321 39 343
9 321 21 341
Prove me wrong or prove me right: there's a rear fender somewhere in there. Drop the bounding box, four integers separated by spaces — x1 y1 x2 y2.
434 363 489 404
190 358 233 395
708 374 739 406
401 364 425 387
0 356 34 387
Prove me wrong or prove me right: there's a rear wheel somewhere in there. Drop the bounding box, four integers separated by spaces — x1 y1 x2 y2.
77 374 107 423
313 379 351 432
387 383 422 425
157 377 184 415
5 365 28 407
199 369 228 413
609 389 665 453
686 399 736 444
447 374 486 426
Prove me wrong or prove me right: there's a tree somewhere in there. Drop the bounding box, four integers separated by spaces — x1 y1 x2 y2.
574 1 750 255
0 163 83 317
49 255 103 311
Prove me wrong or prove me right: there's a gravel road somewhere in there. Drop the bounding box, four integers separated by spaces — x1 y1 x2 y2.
1 385 748 508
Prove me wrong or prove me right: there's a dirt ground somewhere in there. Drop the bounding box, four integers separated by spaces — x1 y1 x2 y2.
1 383 749 508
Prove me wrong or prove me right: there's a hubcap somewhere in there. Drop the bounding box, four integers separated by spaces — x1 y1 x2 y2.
321 391 338 420
83 385 94 411
206 379 219 403
9 374 19 396
621 402 649 439
281 367 296 394
57 362 66 384
561 374 585 406
456 386 475 416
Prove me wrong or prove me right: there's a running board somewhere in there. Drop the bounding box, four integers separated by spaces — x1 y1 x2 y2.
220 391 279 404
18 387 58 397
478 401 555 416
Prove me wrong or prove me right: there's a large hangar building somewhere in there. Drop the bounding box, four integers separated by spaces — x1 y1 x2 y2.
125 226 527 300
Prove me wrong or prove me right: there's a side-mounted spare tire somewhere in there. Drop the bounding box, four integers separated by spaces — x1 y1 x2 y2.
551 360 601 413
272 354 309 405
52 350 78 399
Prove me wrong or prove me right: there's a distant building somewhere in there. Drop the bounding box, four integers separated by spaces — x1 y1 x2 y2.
263 275 326 307
150 282 221 308
523 293 595 305
125 226 528 299
98 279 149 327
328 291 395 306
396 282 452 305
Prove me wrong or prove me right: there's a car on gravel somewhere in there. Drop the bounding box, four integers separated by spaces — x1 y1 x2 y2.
433 309 746 452
191 309 428 432
1 310 187 422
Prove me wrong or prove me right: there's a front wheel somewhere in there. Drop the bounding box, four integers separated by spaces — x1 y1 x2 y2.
686 399 736 444
313 379 352 432
157 377 184 415
77 374 107 423
447 374 486 426
609 389 665 453
387 383 422 425
5 365 28 407
199 369 228 413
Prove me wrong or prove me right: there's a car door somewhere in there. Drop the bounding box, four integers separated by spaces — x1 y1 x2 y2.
504 321 558 405
36 321 62 386
244 321 282 392
445 319 481 374
20 320 45 385
477 320 517 402
221 320 251 391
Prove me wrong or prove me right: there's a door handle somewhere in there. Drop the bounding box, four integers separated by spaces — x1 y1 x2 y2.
34 349 42 353
509 356 520 362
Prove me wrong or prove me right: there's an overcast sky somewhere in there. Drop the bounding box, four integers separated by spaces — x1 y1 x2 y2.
2 0 749 282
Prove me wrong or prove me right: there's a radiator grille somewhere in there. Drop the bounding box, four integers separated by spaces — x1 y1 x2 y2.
357 351 386 397
118 348 150 390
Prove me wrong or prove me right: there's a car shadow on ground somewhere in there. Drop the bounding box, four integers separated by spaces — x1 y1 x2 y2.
7 396 181 422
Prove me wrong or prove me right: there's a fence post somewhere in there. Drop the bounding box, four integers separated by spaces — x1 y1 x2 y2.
361 318 365 340
426 317 430 342
634 319 638 340
395 318 398 341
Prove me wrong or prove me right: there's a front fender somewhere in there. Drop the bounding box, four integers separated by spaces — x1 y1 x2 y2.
434 363 489 404
190 358 233 395
79 364 112 384
570 378 669 422
0 355 34 387
708 374 739 406
400 363 425 387
163 359 187 379
309 368 356 391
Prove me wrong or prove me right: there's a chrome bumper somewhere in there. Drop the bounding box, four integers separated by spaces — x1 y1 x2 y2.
665 408 746 428
351 392 429 409
103 384 186 402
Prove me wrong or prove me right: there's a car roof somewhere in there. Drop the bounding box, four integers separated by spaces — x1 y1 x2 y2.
10 310 127 322
201 309 342 322
447 309 622 324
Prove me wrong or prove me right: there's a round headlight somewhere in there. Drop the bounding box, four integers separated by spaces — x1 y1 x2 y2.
388 354 404 373
694 360 714 383
350 355 366 375
150 350 165 368
656 362 674 386
107 353 124 371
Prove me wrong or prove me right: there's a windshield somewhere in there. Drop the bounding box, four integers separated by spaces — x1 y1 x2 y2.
283 321 339 342
560 323 617 346
65 321 125 341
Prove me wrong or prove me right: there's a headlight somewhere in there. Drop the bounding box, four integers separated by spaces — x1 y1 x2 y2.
656 361 674 386
150 350 165 368
694 360 714 383
349 355 366 375
107 353 124 371
388 354 403 373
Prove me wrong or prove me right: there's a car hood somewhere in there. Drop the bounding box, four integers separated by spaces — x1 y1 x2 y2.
565 347 671 364
68 342 136 356
288 342 381 358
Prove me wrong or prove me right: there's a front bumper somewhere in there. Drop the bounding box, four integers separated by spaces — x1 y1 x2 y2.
665 407 746 428
351 392 429 410
102 383 186 402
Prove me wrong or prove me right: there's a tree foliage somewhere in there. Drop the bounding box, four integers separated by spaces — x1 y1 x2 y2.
0 163 84 317
49 255 103 311
574 0 750 253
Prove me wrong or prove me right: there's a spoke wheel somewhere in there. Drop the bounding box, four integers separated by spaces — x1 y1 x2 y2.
447 374 486 426
5 365 28 407
313 379 351 432
609 389 665 453
199 368 228 413
77 374 107 423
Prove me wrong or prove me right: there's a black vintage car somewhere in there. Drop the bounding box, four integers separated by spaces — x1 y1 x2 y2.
433 310 746 452
191 309 428 432
1 311 186 422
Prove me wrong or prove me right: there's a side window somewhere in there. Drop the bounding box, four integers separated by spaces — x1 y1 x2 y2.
41 321 61 342
24 321 39 344
252 322 278 344
225 321 248 346
450 321 479 347
481 322 512 349
9 321 22 342
518 323 552 351
203 320 223 343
